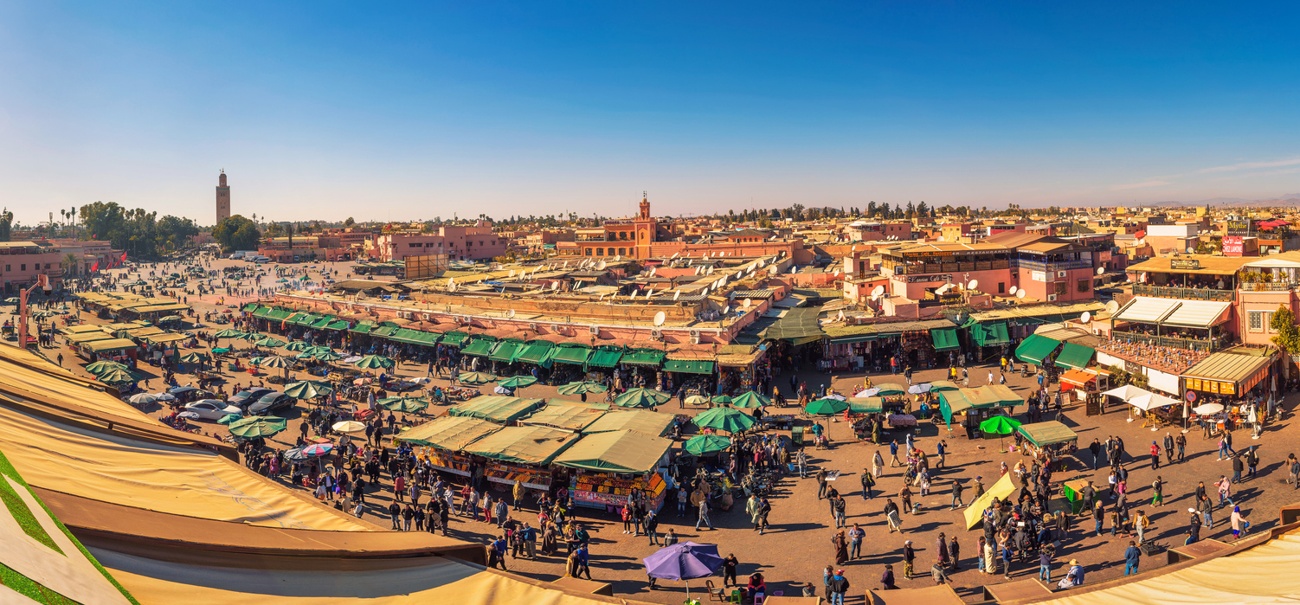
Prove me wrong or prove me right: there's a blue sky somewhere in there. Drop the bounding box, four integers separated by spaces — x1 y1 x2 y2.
2 2 1299 225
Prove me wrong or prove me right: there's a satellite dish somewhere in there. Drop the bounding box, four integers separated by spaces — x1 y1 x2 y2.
1008 285 1018 295
446 278 455 289
670 252 679 259
551 282 559 291
833 270 841 277
694 266 702 275
790 266 798 274
967 279 979 290
722 305 732 315
506 309 516 318
645 288 654 299
1080 311 1092 324
673 289 682 301
743 298 752 309
1016 289 1026 299
653 311 666 327
836 310 845 322
615 254 621 261
707 266 715 275
1187 247 1196 254
448 281 458 293
649 266 657 277
508 269 516 278
1097 266 1106 276
597 260 607 271
871 285 885 297
871 293 880 301
1105 300 1120 314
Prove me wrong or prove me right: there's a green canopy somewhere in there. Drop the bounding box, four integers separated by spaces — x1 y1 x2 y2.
311 350 343 362
353 354 395 370
214 329 244 339
216 413 242 425
211 347 230 354
1015 333 1061 366
283 341 310 352
461 337 499 357
489 339 526 364
379 396 430 413
283 380 332 399
85 360 128 375
619 348 666 367
549 344 592 366
613 388 671 409
805 398 849 415
663 359 715 375
692 407 756 433
930 328 960 352
450 396 546 424
557 381 607 396
978 415 1022 436
1016 420 1078 447
872 382 908 396
388 328 439 346
228 416 288 439
440 331 469 348
96 367 137 384
349 321 375 335
847 397 884 414
254 337 285 348
498 375 538 389
457 371 497 385
1055 342 1095 370
179 352 208 364
929 380 961 392
971 321 1010 347
258 356 292 369
711 395 733 405
240 332 264 341
586 346 624 369
554 429 671 474
514 341 555 367
682 434 733 457
729 391 771 409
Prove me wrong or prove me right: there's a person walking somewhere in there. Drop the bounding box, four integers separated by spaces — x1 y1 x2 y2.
1290 453 1300 489
1150 441 1161 470
1231 505 1250 539
816 468 829 499
950 479 965 510
872 450 885 479
902 540 915 579
1123 540 1141 576
828 569 850 605
1176 433 1187 462
861 468 876 500
695 498 713 531
885 499 903 533
722 553 739 588
1038 545 1053 582
1151 476 1164 507
1089 438 1102 470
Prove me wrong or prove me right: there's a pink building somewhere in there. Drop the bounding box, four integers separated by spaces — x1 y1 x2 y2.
0 241 64 293
368 223 507 262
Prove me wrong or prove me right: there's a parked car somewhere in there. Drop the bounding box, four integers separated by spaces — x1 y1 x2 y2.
184 399 243 421
168 385 217 404
248 392 293 416
229 388 274 409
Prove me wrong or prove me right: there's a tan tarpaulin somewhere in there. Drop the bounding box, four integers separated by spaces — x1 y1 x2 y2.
1037 528 1300 605
522 402 608 432
463 425 580 466
581 409 675 437
95 549 646 605
0 406 365 531
396 415 501 450
0 345 157 427
962 472 1016 529
554 430 671 474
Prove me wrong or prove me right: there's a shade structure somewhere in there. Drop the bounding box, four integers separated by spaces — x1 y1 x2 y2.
96 367 137 384
521 402 609 432
311 350 343 362
450 396 546 424
258 356 291 369
930 327 960 352
804 398 849 416
380 396 431 413
1015 333 1061 366
211 347 230 354
179 352 208 364
228 416 288 439
1101 384 1154 402
614 388 671 409
497 375 538 389
873 382 908 396
85 360 128 375
282 340 309 352
978 415 1022 435
684 395 710 405
581 409 675 437
929 380 960 392
457 371 497 386
643 542 724 581
353 355 395 370
1055 342 1095 371
462 425 580 465
1129 392 1180 412
1016 421 1078 448
710 395 733 405
1193 403 1225 415
240 332 264 341
553 429 671 474
216 413 241 425
300 443 334 457
254 337 285 348
331 420 367 435
397 415 502 449
283 381 332 400
692 407 756 433
557 381 607 396
728 391 770 409
128 393 157 405
213 329 244 338
682 434 732 456
963 473 1017 529
908 383 932 394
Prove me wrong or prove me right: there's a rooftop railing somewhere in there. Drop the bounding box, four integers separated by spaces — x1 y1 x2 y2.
1132 284 1235 301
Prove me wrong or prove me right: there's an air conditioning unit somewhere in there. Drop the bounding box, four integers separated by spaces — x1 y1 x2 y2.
459 315 472 325
689 329 702 344
1056 271 1067 278
589 325 601 336
399 310 412 319
529 323 539 332
422 312 432 321
650 329 663 341
1047 294 1058 302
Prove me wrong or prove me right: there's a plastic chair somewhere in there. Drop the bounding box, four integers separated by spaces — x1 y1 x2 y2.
705 579 726 603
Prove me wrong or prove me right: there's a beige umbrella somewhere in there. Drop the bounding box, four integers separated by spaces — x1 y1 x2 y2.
332 420 367 435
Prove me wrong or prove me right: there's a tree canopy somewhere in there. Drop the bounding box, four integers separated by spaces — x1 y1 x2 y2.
77 201 198 259
1271 305 1300 354
212 215 261 252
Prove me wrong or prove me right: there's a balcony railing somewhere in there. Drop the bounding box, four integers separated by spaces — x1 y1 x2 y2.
1132 284 1235 301
1013 259 1095 272
1239 282 1294 292
1108 330 1230 352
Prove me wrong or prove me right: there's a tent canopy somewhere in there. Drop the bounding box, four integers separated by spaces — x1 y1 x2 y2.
580 409 675 437
930 328 960 352
397 416 501 450
1017 421 1079 448
962 473 1017 529
1015 333 1060 365
462 425 580 466
449 396 545 424
1055 342 1095 370
553 429 671 474
520 402 608 432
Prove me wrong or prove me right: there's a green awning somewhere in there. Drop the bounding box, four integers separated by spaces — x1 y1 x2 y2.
848 397 884 414
971 321 1010 347
372 326 396 338
323 319 350 331
620 348 665 366
252 306 273 319
1055 342 1095 370
930 328 960 351
440 331 469 348
309 315 337 329
550 344 592 366
663 359 715 375
1015 333 1060 365
490 339 525 363
389 328 440 346
586 347 624 369
763 307 824 342
830 334 877 344
461 336 499 357
350 321 375 334
291 313 321 327
242 303 260 312
515 341 555 366
265 308 292 321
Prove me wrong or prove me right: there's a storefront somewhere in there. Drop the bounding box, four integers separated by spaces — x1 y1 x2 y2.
1181 347 1278 401
555 429 673 513
395 415 503 477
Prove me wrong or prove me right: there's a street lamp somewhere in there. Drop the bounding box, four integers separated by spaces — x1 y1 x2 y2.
18 274 51 350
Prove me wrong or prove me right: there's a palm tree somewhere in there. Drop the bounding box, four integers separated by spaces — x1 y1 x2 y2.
61 253 79 276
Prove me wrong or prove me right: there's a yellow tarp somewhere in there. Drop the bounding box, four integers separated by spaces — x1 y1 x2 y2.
0 345 153 426
962 472 1016 529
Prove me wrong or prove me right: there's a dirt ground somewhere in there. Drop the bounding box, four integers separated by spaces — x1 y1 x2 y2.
26 257 1300 603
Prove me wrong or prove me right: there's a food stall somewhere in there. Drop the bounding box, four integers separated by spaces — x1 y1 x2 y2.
79 338 140 363
449 395 545 425
520 401 609 433
1059 368 1110 402
396 415 502 478
580 409 676 437
463 425 581 490
1016 420 1078 470
555 429 673 513
939 385 1023 437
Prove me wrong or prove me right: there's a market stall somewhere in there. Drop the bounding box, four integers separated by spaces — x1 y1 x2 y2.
581 409 676 437
555 429 672 512
449 395 545 425
394 415 502 478
463 425 581 489
1016 420 1078 466
939 385 1023 437
79 338 140 362
521 401 610 433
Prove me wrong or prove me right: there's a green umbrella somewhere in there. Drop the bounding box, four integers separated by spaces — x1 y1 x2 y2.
179 352 208 364
312 350 343 362
979 415 1022 436
804 398 849 416
214 329 244 339
379 396 430 413
258 356 291 369
457 371 497 385
240 332 264 341
283 341 309 352
96 367 137 384
929 380 961 392
353 354 395 370
255 337 286 348
682 434 733 457
85 360 128 375
498 375 538 389
614 387 671 409
729 391 771 409
692 407 756 433
711 395 734 405
211 347 230 354
284 380 332 399
216 413 242 425
227 416 287 439
557 381 607 396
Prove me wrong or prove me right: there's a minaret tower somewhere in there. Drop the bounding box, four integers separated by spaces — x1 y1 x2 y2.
216 169 231 225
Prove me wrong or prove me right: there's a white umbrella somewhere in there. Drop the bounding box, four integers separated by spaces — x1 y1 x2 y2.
128 393 158 405
1101 385 1153 402
1193 403 1225 415
494 385 515 395
1128 393 1179 412
343 355 363 364
152 392 177 402
824 393 846 401
856 388 880 398
332 420 367 435
908 383 932 394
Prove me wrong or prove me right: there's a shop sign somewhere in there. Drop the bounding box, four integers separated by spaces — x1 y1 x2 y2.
1170 259 1201 270
1184 377 1235 396
1030 270 1047 282
905 273 951 283
1222 236 1244 256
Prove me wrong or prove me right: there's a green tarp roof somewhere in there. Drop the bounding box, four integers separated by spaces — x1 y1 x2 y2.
440 331 469 348
449 395 545 424
971 321 1010 347
309 315 337 329
1017 421 1079 447
242 303 260 312
1055 342 1095 371
586 346 623 369
762 307 824 342
553 430 671 474
265 308 292 320
1015 333 1060 365
931 327 960 352
581 409 675 436
663 359 715 375
515 341 555 366
550 344 592 366
396 415 501 450
848 397 885 414
463 425 581 466
350 321 375 334
490 339 525 363
389 328 439 346
252 306 273 319
620 348 665 366
323 319 350 331
372 326 396 338
461 336 499 357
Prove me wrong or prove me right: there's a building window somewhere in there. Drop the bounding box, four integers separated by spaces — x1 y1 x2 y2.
619 248 627 256
1077 279 1089 293
997 282 1005 294
1249 311 1267 332
20 264 25 271
585 248 593 256
597 248 604 256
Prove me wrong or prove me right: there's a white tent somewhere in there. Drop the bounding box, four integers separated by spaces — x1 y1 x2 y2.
1127 393 1180 411
1101 385 1153 402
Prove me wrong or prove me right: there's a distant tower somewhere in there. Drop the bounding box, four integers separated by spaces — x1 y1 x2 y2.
215 170 231 225
639 191 651 219
633 191 656 260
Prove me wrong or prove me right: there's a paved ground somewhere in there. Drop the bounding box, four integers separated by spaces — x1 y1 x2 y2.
25 257 1300 603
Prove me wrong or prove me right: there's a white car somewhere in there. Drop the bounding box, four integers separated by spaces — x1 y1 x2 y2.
184 399 243 421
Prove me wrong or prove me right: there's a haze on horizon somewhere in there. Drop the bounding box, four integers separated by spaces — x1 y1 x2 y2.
2 2 1299 226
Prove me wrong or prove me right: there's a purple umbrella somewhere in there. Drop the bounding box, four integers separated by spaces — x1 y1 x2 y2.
643 542 724 598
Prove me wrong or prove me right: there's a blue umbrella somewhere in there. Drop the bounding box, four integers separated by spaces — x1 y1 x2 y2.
643 542 724 598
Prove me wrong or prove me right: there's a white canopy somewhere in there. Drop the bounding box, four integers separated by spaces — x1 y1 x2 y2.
1128 392 1180 411
1242 258 1300 269
1162 300 1231 329
1101 385 1153 401
1113 297 1179 324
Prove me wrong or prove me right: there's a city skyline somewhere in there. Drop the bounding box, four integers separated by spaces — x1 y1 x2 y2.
2 2 1299 225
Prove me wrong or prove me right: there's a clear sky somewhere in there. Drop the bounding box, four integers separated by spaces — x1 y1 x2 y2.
2 2 1299 226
